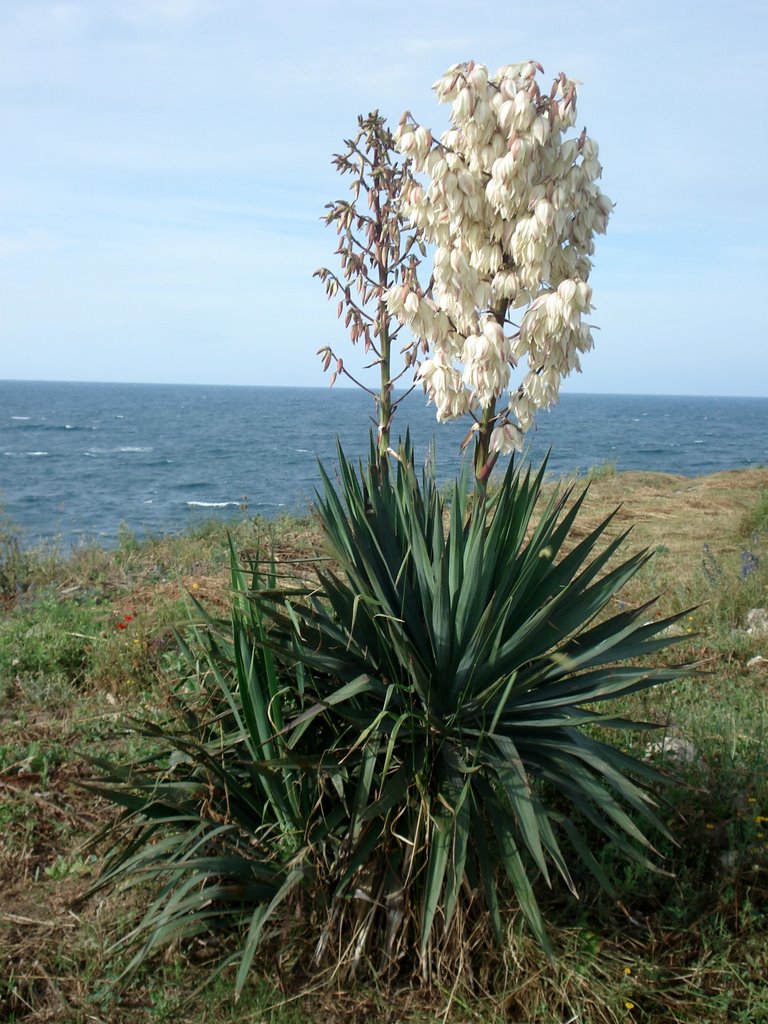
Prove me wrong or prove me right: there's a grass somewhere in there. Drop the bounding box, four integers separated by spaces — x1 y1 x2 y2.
1 467 767 1022
738 487 768 540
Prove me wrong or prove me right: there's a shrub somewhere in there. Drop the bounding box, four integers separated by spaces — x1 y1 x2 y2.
0 594 102 689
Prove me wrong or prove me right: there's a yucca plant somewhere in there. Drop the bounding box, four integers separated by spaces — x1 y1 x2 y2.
75 92 692 996
80 446 694 991
249 438 695 977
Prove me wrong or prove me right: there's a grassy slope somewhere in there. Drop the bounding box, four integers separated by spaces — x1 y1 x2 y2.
0 468 767 1023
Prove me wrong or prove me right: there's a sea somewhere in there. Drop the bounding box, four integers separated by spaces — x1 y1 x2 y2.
1 380 767 552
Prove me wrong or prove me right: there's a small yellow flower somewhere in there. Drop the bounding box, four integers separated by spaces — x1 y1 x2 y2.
705 823 715 830
190 582 200 590
757 831 765 839
747 797 757 804
624 966 632 975
625 1002 635 1011
756 816 768 824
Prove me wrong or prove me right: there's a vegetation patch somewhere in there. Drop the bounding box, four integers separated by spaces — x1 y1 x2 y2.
1 467 766 1022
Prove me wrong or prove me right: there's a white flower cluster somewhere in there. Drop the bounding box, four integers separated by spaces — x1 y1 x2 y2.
388 60 613 453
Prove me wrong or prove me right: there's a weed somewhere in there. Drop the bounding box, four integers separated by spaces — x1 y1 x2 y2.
0 594 102 689
586 459 618 480
0 514 30 605
43 853 96 881
738 488 768 539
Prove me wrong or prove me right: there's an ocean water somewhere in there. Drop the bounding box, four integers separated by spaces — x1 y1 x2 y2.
1 380 767 551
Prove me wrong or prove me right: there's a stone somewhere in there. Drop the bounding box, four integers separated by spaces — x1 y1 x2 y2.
645 736 698 764
719 850 738 872
747 655 767 670
746 608 768 636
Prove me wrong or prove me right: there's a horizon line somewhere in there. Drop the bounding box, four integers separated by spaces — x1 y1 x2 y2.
2 378 767 402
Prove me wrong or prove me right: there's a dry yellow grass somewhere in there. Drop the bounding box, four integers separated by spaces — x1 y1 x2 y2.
561 466 766 559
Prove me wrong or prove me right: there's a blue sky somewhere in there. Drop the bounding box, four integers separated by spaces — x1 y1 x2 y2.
1 0 766 396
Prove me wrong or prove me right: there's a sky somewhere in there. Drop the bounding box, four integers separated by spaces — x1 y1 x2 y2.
1 0 766 396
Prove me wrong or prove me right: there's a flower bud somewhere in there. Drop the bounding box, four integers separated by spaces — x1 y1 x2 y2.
482 317 505 349
453 87 473 120
597 193 614 216
490 422 524 454
415 125 432 155
468 63 488 91
557 279 577 305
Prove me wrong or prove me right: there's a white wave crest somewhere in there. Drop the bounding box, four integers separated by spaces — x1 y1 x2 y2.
186 500 240 508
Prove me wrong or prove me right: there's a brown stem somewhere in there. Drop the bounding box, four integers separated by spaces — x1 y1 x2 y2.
369 138 393 464
472 299 510 504
473 400 497 506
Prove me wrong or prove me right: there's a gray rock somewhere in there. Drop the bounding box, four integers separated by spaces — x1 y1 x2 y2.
746 608 768 635
719 850 738 872
645 736 698 764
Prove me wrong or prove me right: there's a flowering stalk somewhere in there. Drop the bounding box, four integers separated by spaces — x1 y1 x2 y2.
387 60 613 492
315 113 423 463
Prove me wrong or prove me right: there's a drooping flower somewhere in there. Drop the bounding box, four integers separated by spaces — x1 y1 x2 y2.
388 60 612 453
